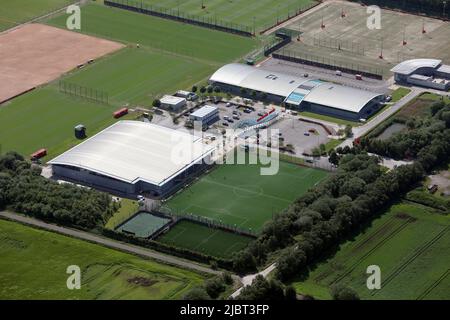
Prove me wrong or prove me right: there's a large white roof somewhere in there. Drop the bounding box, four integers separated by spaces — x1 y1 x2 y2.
391 59 442 75
303 83 384 113
49 121 214 186
209 63 308 97
210 64 383 113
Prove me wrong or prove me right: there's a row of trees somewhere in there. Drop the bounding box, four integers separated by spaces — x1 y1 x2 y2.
0 152 115 229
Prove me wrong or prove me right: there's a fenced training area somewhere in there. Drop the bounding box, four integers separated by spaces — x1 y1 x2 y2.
105 0 253 36
156 220 254 259
59 81 110 105
279 1 450 78
163 156 329 232
116 212 171 238
135 0 318 34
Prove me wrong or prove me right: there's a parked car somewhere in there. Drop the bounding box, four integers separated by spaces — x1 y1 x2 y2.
303 73 309 77
222 122 229 126
304 132 310 136
232 110 238 115
233 115 240 120
243 108 252 114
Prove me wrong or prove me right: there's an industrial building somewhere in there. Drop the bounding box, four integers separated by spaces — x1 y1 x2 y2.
391 59 450 91
49 121 215 197
160 95 187 112
209 63 385 121
190 105 219 125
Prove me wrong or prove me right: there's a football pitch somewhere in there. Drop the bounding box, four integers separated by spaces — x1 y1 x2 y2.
138 0 317 32
165 160 328 232
157 220 254 259
0 0 75 31
291 202 450 300
47 2 259 63
61 47 215 107
0 219 204 299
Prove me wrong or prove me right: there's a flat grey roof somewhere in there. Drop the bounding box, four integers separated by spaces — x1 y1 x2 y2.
190 105 218 118
161 95 186 105
303 83 384 113
391 59 442 75
49 121 214 186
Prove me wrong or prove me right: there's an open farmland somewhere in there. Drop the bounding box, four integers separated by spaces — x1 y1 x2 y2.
47 2 259 64
0 0 75 31
291 202 450 300
137 0 317 32
165 158 328 233
0 219 204 299
280 1 450 78
157 220 254 259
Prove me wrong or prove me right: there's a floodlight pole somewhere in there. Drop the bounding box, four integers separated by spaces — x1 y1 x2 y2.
444 1 447 17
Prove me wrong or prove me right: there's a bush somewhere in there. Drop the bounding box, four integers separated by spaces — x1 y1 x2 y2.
205 277 226 299
184 287 210 300
330 284 360 300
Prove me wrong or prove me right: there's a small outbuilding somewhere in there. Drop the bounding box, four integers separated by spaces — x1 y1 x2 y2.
160 95 187 112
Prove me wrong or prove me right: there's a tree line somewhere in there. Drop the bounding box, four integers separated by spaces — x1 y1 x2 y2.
0 152 115 229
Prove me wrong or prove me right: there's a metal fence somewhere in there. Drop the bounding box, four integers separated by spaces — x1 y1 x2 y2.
59 81 109 105
273 48 384 80
259 1 321 34
104 0 253 36
154 205 258 238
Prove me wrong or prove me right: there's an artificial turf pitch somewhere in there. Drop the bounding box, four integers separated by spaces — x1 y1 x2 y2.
165 160 328 233
157 220 254 259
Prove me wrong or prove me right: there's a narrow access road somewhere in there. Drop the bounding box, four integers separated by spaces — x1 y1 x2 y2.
0 211 220 276
230 263 277 298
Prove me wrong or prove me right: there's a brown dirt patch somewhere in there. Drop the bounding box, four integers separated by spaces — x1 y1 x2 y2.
127 277 157 287
0 23 124 104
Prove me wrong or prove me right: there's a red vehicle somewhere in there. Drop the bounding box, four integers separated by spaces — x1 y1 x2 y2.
113 107 128 118
30 148 47 160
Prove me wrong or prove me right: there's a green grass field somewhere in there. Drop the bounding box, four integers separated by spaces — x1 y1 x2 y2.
157 220 253 259
0 87 121 160
138 0 317 32
0 219 204 299
165 159 328 232
0 0 75 31
47 2 259 63
61 47 214 106
291 202 450 300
